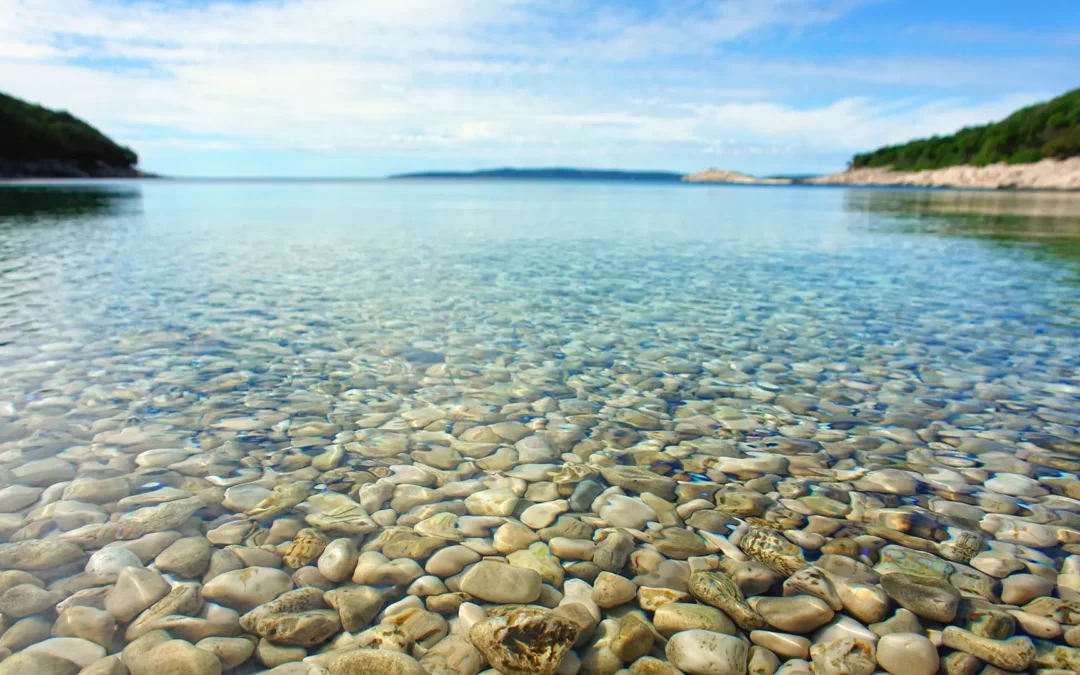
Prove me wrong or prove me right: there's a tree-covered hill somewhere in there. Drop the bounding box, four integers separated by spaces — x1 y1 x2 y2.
0 91 141 177
852 88 1080 171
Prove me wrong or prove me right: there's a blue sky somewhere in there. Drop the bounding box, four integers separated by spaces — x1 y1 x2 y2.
1 0 1078 177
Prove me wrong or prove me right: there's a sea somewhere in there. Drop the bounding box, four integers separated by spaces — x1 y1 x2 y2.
0 179 1079 671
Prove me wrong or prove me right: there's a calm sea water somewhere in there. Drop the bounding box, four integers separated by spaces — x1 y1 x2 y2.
2 180 1080 669
2 181 1078 399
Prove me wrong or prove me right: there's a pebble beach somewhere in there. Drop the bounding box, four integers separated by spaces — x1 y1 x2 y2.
0 182 1078 675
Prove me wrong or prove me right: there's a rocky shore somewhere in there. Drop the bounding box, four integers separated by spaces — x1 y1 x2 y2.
0 160 152 180
0 391 1079 675
807 158 1080 191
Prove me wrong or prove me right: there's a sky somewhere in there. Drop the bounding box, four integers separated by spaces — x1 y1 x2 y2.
1 0 1078 177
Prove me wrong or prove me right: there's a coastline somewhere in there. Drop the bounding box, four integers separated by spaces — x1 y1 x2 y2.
806 157 1080 191
0 160 154 180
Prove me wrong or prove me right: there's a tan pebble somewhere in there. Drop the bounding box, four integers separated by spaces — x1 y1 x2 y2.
0 651 81 675
941 626 1035 671
875 633 938 675
749 631 811 659
255 637 306 668
809 637 875 675
637 586 692 611
1007 609 1061 638
592 571 639 608
748 645 781 675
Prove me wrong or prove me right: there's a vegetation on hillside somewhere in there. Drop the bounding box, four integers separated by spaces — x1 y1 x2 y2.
852 88 1080 171
0 91 137 168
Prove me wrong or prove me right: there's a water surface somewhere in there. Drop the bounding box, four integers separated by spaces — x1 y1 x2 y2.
1 180 1079 672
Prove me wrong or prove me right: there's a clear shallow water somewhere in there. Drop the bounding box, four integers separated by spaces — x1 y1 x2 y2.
1 181 1080 673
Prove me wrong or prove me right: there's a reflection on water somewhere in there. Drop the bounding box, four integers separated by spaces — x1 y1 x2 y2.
0 183 143 223
845 188 1080 278
0 181 1078 673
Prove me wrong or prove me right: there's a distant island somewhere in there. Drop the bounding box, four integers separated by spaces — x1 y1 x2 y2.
0 91 148 179
389 167 684 182
809 88 1080 190
681 168 793 185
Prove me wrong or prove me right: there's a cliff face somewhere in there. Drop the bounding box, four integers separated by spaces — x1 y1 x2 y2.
0 92 146 178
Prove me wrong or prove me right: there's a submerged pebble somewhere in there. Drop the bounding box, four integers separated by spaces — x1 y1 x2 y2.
0 186 1078 674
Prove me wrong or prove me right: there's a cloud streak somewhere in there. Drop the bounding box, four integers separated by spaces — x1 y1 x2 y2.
0 0 1073 175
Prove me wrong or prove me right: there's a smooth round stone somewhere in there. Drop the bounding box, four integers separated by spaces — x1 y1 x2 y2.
813 616 879 645
520 500 569 529
327 649 426 675
0 485 43 512
317 539 359 583
201 567 293 613
459 561 542 604
1007 609 1062 638
104 567 171 622
0 584 62 618
750 630 811 659
655 603 736 638
755 596 835 633
52 606 117 648
222 484 273 512
352 552 424 586
0 651 81 675
0 615 52 651
464 488 519 516
666 629 749 675
155 537 213 578
493 522 540 554
1001 573 1055 605
599 495 658 529
0 540 84 570
876 633 939 675
592 572 639 609
24 637 106 668
425 546 481 577
196 637 256 670
549 537 596 561
149 639 223 675
984 474 1046 498
407 575 448 597
970 551 1026 578
880 573 960 623
853 469 918 496
85 547 144 576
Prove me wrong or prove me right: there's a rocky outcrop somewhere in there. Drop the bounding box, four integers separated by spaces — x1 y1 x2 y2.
682 168 793 184
806 157 1080 190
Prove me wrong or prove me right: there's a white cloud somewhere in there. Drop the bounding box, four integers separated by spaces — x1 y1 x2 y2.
0 0 1071 174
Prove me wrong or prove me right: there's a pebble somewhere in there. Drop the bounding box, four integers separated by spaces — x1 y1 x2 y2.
941 627 1035 671
105 567 171 622
459 561 542 603
592 571 639 608
328 649 426 675
24 637 107 668
809 637 876 675
750 630 811 659
85 547 144 576
148 639 223 675
875 632 938 675
755 595 835 633
666 629 749 675
52 606 117 647
201 567 294 613
655 603 736 637
0 651 81 675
